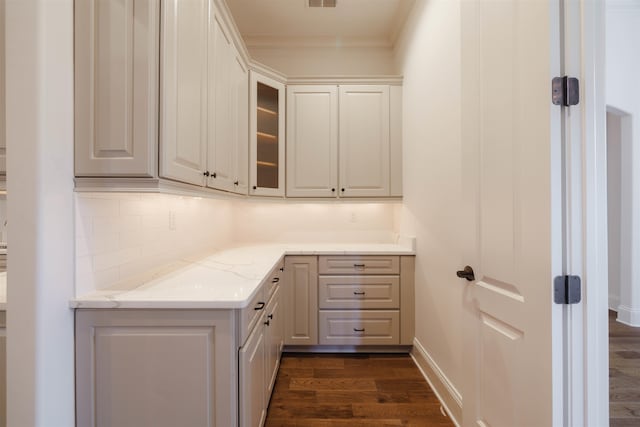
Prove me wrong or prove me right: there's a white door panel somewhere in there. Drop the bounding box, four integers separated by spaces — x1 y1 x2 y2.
461 0 562 426
339 85 390 197
160 0 208 186
286 85 338 197
208 16 235 192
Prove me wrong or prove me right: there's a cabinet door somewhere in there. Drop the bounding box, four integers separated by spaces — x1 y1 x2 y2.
339 85 390 197
207 15 236 192
232 53 249 195
239 319 266 427
264 286 283 399
75 0 158 177
284 256 318 345
286 85 338 198
250 72 285 197
75 309 237 427
160 0 208 186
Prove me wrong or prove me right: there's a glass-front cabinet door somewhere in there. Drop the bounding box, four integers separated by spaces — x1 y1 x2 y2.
249 71 285 196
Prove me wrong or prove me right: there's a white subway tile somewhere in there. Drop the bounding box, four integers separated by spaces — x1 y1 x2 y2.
142 214 168 229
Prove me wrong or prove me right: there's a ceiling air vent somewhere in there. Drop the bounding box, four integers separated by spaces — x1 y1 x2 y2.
308 0 336 7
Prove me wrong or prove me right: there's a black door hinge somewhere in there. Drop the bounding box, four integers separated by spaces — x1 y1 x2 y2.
552 76 579 106
554 275 581 304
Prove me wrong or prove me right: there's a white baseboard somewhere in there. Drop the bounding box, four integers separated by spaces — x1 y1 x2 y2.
410 338 462 427
616 305 640 327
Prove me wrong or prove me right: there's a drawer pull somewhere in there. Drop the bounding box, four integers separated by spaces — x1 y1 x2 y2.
353 328 365 333
353 264 366 269
353 291 365 296
254 302 265 310
264 320 270 326
272 277 280 283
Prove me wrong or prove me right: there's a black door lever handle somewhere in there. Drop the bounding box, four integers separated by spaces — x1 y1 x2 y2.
456 266 475 281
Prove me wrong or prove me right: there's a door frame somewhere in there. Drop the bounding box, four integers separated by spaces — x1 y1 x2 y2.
568 0 609 425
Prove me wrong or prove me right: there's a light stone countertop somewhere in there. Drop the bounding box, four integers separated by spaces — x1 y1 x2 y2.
70 242 415 310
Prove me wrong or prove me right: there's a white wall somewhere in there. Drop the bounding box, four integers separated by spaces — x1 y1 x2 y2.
393 0 463 422
606 0 640 325
249 45 395 76
6 0 76 425
607 112 623 310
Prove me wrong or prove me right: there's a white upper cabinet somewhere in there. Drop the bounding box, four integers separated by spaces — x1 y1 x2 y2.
286 85 338 198
73 2 401 199
250 72 285 197
286 84 401 198
339 85 390 197
161 1 248 194
160 0 208 186
208 15 245 193
75 0 159 177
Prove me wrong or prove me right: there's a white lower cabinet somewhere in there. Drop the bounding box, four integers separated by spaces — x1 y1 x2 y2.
74 254 414 427
286 255 415 349
283 256 318 345
239 313 266 427
239 283 283 427
75 264 285 427
75 309 238 427
264 287 284 397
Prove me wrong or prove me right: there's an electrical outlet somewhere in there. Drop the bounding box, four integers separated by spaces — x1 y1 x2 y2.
350 212 357 223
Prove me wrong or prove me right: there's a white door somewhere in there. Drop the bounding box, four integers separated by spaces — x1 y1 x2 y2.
160 0 208 186
339 85 390 197
460 1 564 426
239 323 266 427
207 15 235 193
286 85 338 198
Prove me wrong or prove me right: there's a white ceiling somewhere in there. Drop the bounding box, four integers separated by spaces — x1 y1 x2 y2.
225 0 415 48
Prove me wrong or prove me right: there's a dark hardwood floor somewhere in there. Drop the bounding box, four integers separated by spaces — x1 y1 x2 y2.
265 353 454 427
610 310 640 427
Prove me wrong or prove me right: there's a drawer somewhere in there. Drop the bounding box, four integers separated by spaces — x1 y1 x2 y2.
318 256 399 275
238 286 266 346
318 310 400 345
264 259 284 302
318 276 400 310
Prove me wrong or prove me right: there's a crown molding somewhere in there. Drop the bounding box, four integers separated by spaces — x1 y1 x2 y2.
243 35 393 49
286 75 403 85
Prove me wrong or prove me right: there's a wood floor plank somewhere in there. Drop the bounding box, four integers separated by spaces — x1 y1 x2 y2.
265 353 453 426
610 310 640 426
351 402 444 418
290 377 378 391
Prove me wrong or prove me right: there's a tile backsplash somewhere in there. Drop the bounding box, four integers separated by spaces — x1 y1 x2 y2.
75 193 234 295
75 193 400 295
